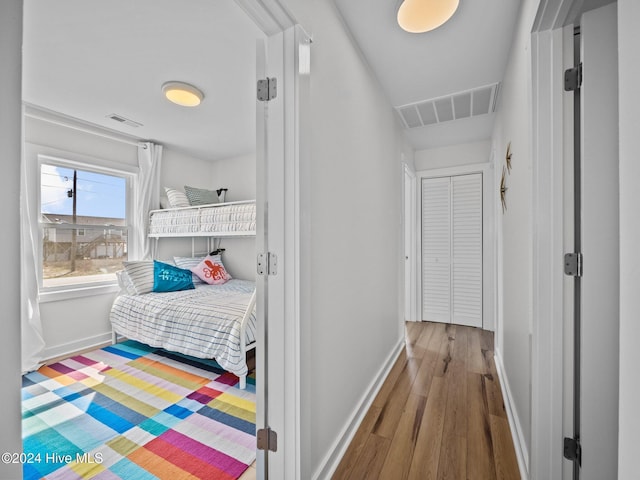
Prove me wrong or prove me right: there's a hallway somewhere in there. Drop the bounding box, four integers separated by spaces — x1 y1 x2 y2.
333 322 520 479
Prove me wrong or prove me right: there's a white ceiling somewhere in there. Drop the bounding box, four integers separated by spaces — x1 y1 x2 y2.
23 0 523 159
22 0 265 161
333 0 523 150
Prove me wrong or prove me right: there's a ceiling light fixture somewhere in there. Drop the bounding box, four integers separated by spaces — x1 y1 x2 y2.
397 0 460 33
162 81 204 107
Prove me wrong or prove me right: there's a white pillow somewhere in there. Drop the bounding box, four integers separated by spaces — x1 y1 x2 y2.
116 269 137 296
164 187 190 208
122 261 155 295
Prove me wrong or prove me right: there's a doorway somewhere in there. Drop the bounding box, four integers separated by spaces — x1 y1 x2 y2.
530 1 619 478
403 163 417 322
19 1 307 479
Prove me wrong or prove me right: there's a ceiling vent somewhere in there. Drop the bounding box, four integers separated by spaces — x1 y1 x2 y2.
106 113 143 128
395 82 500 129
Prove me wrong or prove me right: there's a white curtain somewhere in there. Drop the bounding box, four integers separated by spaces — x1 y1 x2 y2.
134 142 163 259
21 151 45 373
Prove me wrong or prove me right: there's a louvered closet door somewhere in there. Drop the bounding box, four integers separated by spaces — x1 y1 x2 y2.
451 174 482 327
422 174 482 327
421 177 451 323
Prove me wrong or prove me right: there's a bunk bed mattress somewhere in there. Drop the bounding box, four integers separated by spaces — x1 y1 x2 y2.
110 279 256 378
149 202 256 235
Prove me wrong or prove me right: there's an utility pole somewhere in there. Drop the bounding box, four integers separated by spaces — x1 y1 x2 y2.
70 169 77 272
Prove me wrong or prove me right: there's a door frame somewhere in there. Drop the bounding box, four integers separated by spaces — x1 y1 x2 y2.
417 163 494 330
403 162 418 323
529 1 616 479
240 2 310 478
530 21 568 479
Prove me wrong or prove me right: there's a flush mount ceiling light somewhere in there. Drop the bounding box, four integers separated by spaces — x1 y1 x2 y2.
397 0 460 33
162 81 204 107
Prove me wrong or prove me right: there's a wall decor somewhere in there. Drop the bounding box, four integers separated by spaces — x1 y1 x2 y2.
506 141 513 173
500 166 508 213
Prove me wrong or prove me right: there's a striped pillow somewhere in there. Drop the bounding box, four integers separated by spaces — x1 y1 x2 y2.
122 261 155 295
164 187 190 208
184 185 219 206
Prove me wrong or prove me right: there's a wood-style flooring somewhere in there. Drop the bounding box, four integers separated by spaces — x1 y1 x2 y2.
333 321 520 480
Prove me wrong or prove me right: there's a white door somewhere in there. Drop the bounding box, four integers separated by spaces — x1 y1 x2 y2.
421 173 482 327
254 22 311 479
451 174 483 327
576 4 619 479
422 176 452 323
404 165 416 321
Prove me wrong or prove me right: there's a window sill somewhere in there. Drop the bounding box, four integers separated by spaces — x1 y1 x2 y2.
39 283 120 303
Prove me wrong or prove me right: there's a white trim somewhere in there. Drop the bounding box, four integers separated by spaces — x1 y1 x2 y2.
233 0 295 36
39 283 120 303
403 162 418 323
530 25 567 480
25 104 144 148
312 340 405 480
416 162 490 180
36 151 139 176
251 4 309 476
494 350 530 480
41 331 114 362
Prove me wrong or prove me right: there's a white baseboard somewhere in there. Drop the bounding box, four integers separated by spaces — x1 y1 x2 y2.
42 332 113 362
494 350 530 480
312 339 405 480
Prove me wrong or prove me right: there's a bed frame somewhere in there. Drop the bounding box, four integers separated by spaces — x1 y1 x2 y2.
111 287 256 389
112 198 258 389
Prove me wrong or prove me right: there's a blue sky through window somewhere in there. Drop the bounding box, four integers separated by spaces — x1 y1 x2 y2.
41 164 126 219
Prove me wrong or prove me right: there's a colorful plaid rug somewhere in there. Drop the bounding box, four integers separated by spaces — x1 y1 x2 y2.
22 340 256 480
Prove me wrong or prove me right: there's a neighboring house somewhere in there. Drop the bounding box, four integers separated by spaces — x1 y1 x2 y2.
41 214 127 261
1 1 639 480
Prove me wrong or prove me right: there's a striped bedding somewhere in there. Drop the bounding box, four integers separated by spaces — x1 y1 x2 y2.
149 201 256 235
109 279 256 378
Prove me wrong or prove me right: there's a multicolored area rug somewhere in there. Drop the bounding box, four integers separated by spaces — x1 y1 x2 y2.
22 340 256 480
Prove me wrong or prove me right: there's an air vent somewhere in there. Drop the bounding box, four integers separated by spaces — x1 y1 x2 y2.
395 83 500 129
106 113 143 128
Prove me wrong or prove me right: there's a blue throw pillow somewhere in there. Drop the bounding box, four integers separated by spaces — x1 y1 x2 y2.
153 260 195 293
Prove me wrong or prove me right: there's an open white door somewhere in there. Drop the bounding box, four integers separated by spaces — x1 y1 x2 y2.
576 4 619 479
252 7 311 477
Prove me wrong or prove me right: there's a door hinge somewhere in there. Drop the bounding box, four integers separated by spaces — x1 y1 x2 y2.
564 252 583 277
564 63 583 91
564 437 582 464
257 252 278 275
257 77 277 102
257 427 278 452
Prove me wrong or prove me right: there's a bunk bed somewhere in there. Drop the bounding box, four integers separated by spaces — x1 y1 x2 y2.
109 199 257 389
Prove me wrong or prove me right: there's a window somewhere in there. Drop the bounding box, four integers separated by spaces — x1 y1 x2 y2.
40 160 131 290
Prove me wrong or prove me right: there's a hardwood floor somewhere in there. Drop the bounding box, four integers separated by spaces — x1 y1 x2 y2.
333 322 520 480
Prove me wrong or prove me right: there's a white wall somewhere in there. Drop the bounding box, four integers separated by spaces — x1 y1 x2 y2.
617 0 640 476
414 139 491 170
156 151 256 279
211 152 256 201
0 1 25 478
278 1 413 477
490 0 540 470
209 153 256 281
155 148 214 262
